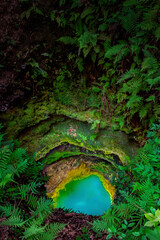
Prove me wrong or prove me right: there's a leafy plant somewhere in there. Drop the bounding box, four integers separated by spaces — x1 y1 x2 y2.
92 120 160 239
0 127 66 239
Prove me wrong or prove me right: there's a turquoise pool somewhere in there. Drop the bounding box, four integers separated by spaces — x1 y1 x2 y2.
56 175 111 216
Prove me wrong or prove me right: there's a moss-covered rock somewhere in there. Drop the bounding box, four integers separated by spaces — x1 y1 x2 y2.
1 96 138 165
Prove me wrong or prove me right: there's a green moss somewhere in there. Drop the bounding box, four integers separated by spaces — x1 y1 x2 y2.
32 119 137 164
2 96 137 165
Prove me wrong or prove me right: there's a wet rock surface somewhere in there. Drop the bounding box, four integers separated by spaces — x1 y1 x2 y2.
44 156 97 195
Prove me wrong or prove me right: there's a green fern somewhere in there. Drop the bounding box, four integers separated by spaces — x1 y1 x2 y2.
114 203 136 219
25 194 39 209
102 208 120 227
140 7 158 31
38 223 66 240
120 79 142 94
0 145 11 168
0 205 25 227
18 184 30 198
0 215 25 227
92 219 108 233
146 76 160 88
58 36 77 45
23 223 47 239
120 9 139 34
104 43 129 60
34 197 52 218
139 104 150 119
126 95 143 109
141 56 159 72
0 204 14 217
118 68 140 83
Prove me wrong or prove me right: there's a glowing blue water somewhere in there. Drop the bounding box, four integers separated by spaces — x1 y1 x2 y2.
56 175 111 216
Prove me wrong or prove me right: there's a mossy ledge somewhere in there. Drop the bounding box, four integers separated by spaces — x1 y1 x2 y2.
1 96 138 165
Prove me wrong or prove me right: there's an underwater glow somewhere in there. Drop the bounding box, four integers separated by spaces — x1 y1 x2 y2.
47 163 115 216
56 175 111 215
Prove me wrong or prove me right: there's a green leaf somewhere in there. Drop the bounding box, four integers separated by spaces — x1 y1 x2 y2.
34 7 43 15
132 232 140 237
0 215 25 227
81 8 94 19
146 227 160 240
122 224 127 229
139 108 148 119
104 43 129 59
146 76 160 88
58 36 77 45
0 173 13 187
146 95 155 102
106 233 113 239
98 23 107 31
50 10 56 21
92 86 101 92
41 53 50 57
126 95 143 109
23 224 46 239
144 209 160 227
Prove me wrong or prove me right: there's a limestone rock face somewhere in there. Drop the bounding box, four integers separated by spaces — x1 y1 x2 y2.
44 157 95 195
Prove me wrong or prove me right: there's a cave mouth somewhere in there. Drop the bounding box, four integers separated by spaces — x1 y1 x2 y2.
47 162 115 216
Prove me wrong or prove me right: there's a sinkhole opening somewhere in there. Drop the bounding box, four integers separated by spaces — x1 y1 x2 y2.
55 175 112 216
47 162 115 216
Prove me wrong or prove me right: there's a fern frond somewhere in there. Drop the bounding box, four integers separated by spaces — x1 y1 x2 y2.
0 145 11 169
114 203 136 220
38 223 66 240
102 209 120 227
140 7 158 31
120 191 137 212
0 204 14 217
58 36 77 45
16 158 29 176
0 173 14 188
0 206 24 227
34 197 52 217
23 224 46 239
142 55 159 72
25 194 39 209
120 9 139 34
104 43 129 59
138 179 156 211
120 78 142 94
29 180 40 193
18 184 30 198
92 219 108 233
118 68 140 83
104 38 111 53
139 104 150 119
146 76 160 88
126 95 143 109
0 215 25 227
138 188 156 212
12 148 27 163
